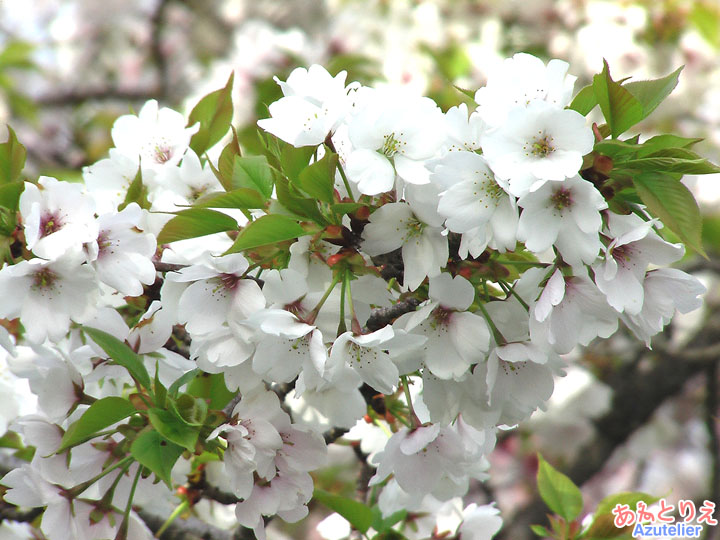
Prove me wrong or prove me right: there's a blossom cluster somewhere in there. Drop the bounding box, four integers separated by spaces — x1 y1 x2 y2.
0 53 710 540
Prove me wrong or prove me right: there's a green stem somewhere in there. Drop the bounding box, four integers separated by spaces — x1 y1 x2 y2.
493 258 548 267
70 456 134 497
477 303 507 345
344 270 361 334
115 465 142 540
307 272 341 324
400 376 421 428
336 161 356 202
154 498 190 538
498 279 530 312
337 271 348 336
100 460 132 507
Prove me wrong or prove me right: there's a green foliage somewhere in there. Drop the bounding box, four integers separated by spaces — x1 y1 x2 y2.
186 372 236 410
157 208 238 244
297 149 338 203
632 172 705 256
188 73 235 156
536 454 583 522
147 408 199 452
83 327 153 391
589 61 681 138
193 188 267 210
226 214 309 253
118 164 150 211
690 2 720 49
313 489 374 534
229 155 275 199
58 397 137 453
130 430 184 488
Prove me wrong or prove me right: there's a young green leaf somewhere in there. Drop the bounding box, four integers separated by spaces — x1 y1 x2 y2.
157 208 238 244
168 369 200 397
231 155 275 199
118 164 150 211
214 127 242 190
225 214 309 253
188 72 234 156
0 182 24 210
370 507 407 534
280 143 316 184
536 454 583 522
313 489 373 534
632 172 705 256
635 134 703 157
297 150 338 203
274 175 326 224
57 397 136 453
0 126 26 185
690 2 720 48
569 84 597 116
147 408 199 452
621 148 720 175
192 188 267 210
130 430 184 488
186 372 236 410
624 66 682 121
592 60 643 138
83 327 152 391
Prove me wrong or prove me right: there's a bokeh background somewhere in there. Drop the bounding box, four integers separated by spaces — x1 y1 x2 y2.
1 1 719 539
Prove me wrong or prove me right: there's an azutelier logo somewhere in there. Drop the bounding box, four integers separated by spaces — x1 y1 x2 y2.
611 499 717 539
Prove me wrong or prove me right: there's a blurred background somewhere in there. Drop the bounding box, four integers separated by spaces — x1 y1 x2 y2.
0 1 719 538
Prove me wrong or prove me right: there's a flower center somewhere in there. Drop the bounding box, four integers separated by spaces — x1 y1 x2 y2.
381 132 404 157
430 306 453 329
40 212 63 238
154 144 173 164
550 187 573 210
32 268 57 291
531 134 555 158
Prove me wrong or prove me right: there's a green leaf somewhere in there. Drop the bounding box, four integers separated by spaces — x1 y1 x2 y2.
148 408 199 452
192 188 266 210
157 208 238 244
130 430 184 488
118 164 150 211
213 127 242 190
569 84 597 116
58 397 136 453
530 524 552 537
584 492 660 538
331 202 365 215
592 60 643 138
168 369 200 397
0 181 24 210
636 134 703 157
536 454 583 521
0 430 24 450
274 175 326 224
297 150 338 203
188 73 234 156
371 507 407 534
0 126 26 185
226 214 308 253
690 2 720 48
83 327 152 391
280 144 316 183
313 489 373 534
621 148 720 175
0 41 35 69
624 67 682 120
632 172 705 256
153 363 167 408
231 155 275 199
186 372 236 410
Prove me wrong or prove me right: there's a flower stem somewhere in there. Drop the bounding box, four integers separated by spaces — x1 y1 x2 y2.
307 272 341 324
338 272 348 336
477 303 507 345
344 269 361 334
154 498 190 538
115 465 142 540
70 456 134 497
497 279 530 311
400 375 421 428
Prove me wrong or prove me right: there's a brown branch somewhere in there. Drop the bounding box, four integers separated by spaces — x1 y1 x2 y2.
35 88 161 106
138 509 233 540
365 298 420 332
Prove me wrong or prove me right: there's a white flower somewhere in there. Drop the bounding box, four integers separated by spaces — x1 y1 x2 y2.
362 202 448 291
0 255 98 343
82 149 155 214
458 503 504 540
481 100 594 197
258 65 354 147
395 273 490 379
150 149 223 210
517 175 607 266
594 213 684 314
111 99 198 170
20 176 98 260
442 103 486 153
622 268 706 345
433 151 518 255
345 88 445 194
530 269 618 354
86 203 157 296
474 53 577 128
